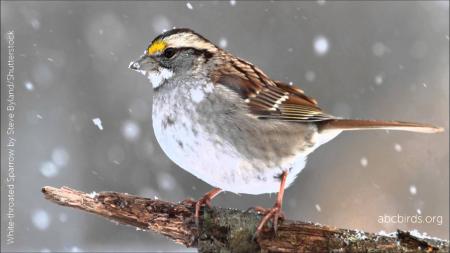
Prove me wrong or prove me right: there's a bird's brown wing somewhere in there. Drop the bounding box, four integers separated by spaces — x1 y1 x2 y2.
262 80 335 121
209 56 442 133
211 58 334 122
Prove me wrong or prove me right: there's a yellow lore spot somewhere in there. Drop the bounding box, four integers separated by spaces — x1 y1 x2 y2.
148 40 167 55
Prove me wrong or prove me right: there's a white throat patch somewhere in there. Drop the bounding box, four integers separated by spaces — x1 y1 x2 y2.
146 68 174 89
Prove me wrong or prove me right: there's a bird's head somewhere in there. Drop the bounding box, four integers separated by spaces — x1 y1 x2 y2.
129 28 219 89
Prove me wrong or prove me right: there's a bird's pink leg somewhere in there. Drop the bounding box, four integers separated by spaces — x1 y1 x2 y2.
255 171 288 236
184 187 222 225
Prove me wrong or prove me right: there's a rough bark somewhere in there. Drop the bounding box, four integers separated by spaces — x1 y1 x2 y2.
42 186 448 253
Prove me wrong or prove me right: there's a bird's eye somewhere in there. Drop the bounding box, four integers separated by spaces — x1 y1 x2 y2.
162 48 176 58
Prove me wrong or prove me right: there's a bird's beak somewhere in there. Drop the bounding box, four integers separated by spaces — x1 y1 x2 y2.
129 54 173 89
129 54 157 73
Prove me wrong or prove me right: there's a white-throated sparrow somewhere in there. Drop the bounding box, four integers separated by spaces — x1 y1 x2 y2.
129 28 443 234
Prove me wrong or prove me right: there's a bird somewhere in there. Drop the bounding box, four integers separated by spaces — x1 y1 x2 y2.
129 28 443 235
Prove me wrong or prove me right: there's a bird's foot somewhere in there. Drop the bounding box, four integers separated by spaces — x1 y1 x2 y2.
181 188 222 226
252 203 285 238
252 171 288 239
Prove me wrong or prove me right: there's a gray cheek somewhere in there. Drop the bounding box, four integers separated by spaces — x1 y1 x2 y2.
173 54 196 73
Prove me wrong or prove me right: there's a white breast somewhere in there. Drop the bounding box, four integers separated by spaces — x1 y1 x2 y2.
152 84 246 192
152 81 342 195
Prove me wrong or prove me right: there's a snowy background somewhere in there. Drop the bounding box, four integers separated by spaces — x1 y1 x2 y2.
1 1 449 252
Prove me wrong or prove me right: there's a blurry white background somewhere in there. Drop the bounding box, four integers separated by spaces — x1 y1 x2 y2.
1 1 448 252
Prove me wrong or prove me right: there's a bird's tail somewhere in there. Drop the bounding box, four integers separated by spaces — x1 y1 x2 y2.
318 119 444 134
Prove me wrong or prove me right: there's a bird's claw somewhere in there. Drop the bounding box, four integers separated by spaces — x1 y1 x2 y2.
182 188 221 226
253 204 285 239
181 196 211 226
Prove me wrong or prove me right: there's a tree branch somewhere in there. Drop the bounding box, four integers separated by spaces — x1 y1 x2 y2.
42 186 448 253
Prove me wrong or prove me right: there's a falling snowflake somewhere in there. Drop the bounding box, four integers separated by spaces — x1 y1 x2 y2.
315 204 322 212
92 118 103 130
219 38 228 48
394 143 402 152
409 185 417 195
25 81 34 91
32 209 50 230
360 157 368 167
372 42 388 57
30 18 40 30
374 74 384 85
314 36 329 56
40 161 59 178
157 172 177 191
186 2 193 10
230 0 236 6
122 120 140 141
51 147 69 167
